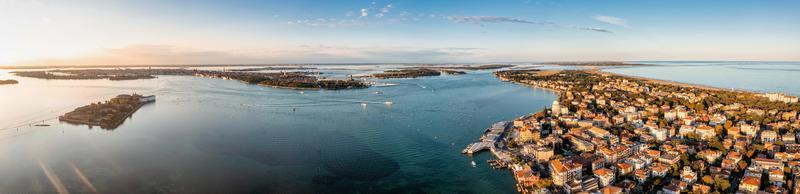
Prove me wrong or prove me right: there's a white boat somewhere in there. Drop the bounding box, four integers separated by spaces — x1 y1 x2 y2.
361 102 368 107
471 161 477 167
383 101 393 105
374 91 383 94
371 82 399 87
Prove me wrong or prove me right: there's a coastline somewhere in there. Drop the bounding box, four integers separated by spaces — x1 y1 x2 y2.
473 67 799 193
591 69 737 93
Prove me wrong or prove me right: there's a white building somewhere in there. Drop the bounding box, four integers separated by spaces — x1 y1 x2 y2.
552 100 562 115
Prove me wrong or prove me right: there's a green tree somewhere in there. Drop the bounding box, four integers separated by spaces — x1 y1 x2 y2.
702 175 713 185
714 177 731 192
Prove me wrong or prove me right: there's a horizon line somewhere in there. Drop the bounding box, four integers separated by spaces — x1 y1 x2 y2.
3 60 800 69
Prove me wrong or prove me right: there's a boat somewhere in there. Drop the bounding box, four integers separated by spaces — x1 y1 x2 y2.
471 161 477 167
383 101 393 105
374 91 383 94
361 102 368 107
371 82 399 87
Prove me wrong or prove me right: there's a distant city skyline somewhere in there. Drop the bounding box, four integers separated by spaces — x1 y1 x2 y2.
2 0 799 66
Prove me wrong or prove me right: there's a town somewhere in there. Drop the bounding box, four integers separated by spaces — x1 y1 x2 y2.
59 94 156 129
466 69 800 194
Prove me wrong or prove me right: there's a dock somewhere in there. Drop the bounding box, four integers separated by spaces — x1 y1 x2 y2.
462 121 510 155
462 142 492 154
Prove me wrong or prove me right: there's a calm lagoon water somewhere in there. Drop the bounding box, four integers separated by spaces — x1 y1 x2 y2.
2 61 796 193
606 61 800 96
0 67 556 193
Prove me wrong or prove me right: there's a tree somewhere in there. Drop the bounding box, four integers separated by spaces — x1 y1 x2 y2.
714 177 731 192
687 132 701 141
702 175 713 185
535 179 553 189
708 140 726 152
737 160 748 171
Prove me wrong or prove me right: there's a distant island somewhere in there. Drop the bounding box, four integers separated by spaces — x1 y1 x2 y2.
0 79 18 85
366 64 517 79
413 64 514 70
229 66 317 72
541 61 651 67
13 69 368 90
369 68 469 79
466 69 799 194
59 94 156 129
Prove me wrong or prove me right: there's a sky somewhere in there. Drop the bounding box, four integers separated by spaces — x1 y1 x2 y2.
1 0 799 66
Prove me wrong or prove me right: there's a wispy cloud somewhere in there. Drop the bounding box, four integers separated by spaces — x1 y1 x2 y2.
447 16 554 25
286 18 365 27
593 15 630 28
571 26 613 33
376 4 392 18
447 16 613 33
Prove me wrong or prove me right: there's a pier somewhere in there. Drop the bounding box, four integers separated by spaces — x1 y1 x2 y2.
462 121 510 154
462 142 492 154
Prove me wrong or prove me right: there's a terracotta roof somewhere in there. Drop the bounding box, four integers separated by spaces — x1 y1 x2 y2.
616 162 632 170
646 149 661 157
600 186 623 194
551 159 567 173
651 163 669 173
742 176 760 186
594 168 614 178
696 125 714 131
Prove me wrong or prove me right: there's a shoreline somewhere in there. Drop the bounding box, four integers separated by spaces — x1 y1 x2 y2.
474 67 799 193
591 69 737 93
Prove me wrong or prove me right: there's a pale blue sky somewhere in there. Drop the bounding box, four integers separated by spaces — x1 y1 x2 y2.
2 0 799 65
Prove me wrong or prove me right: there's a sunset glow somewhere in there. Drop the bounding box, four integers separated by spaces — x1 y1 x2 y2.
2 0 799 66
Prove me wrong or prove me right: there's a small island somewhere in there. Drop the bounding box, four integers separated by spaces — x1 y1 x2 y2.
370 68 442 79
440 69 467 75
13 69 368 90
59 94 156 129
0 79 18 85
369 68 468 79
229 66 317 72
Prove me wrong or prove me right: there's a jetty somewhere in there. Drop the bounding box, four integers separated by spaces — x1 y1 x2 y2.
462 121 509 154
